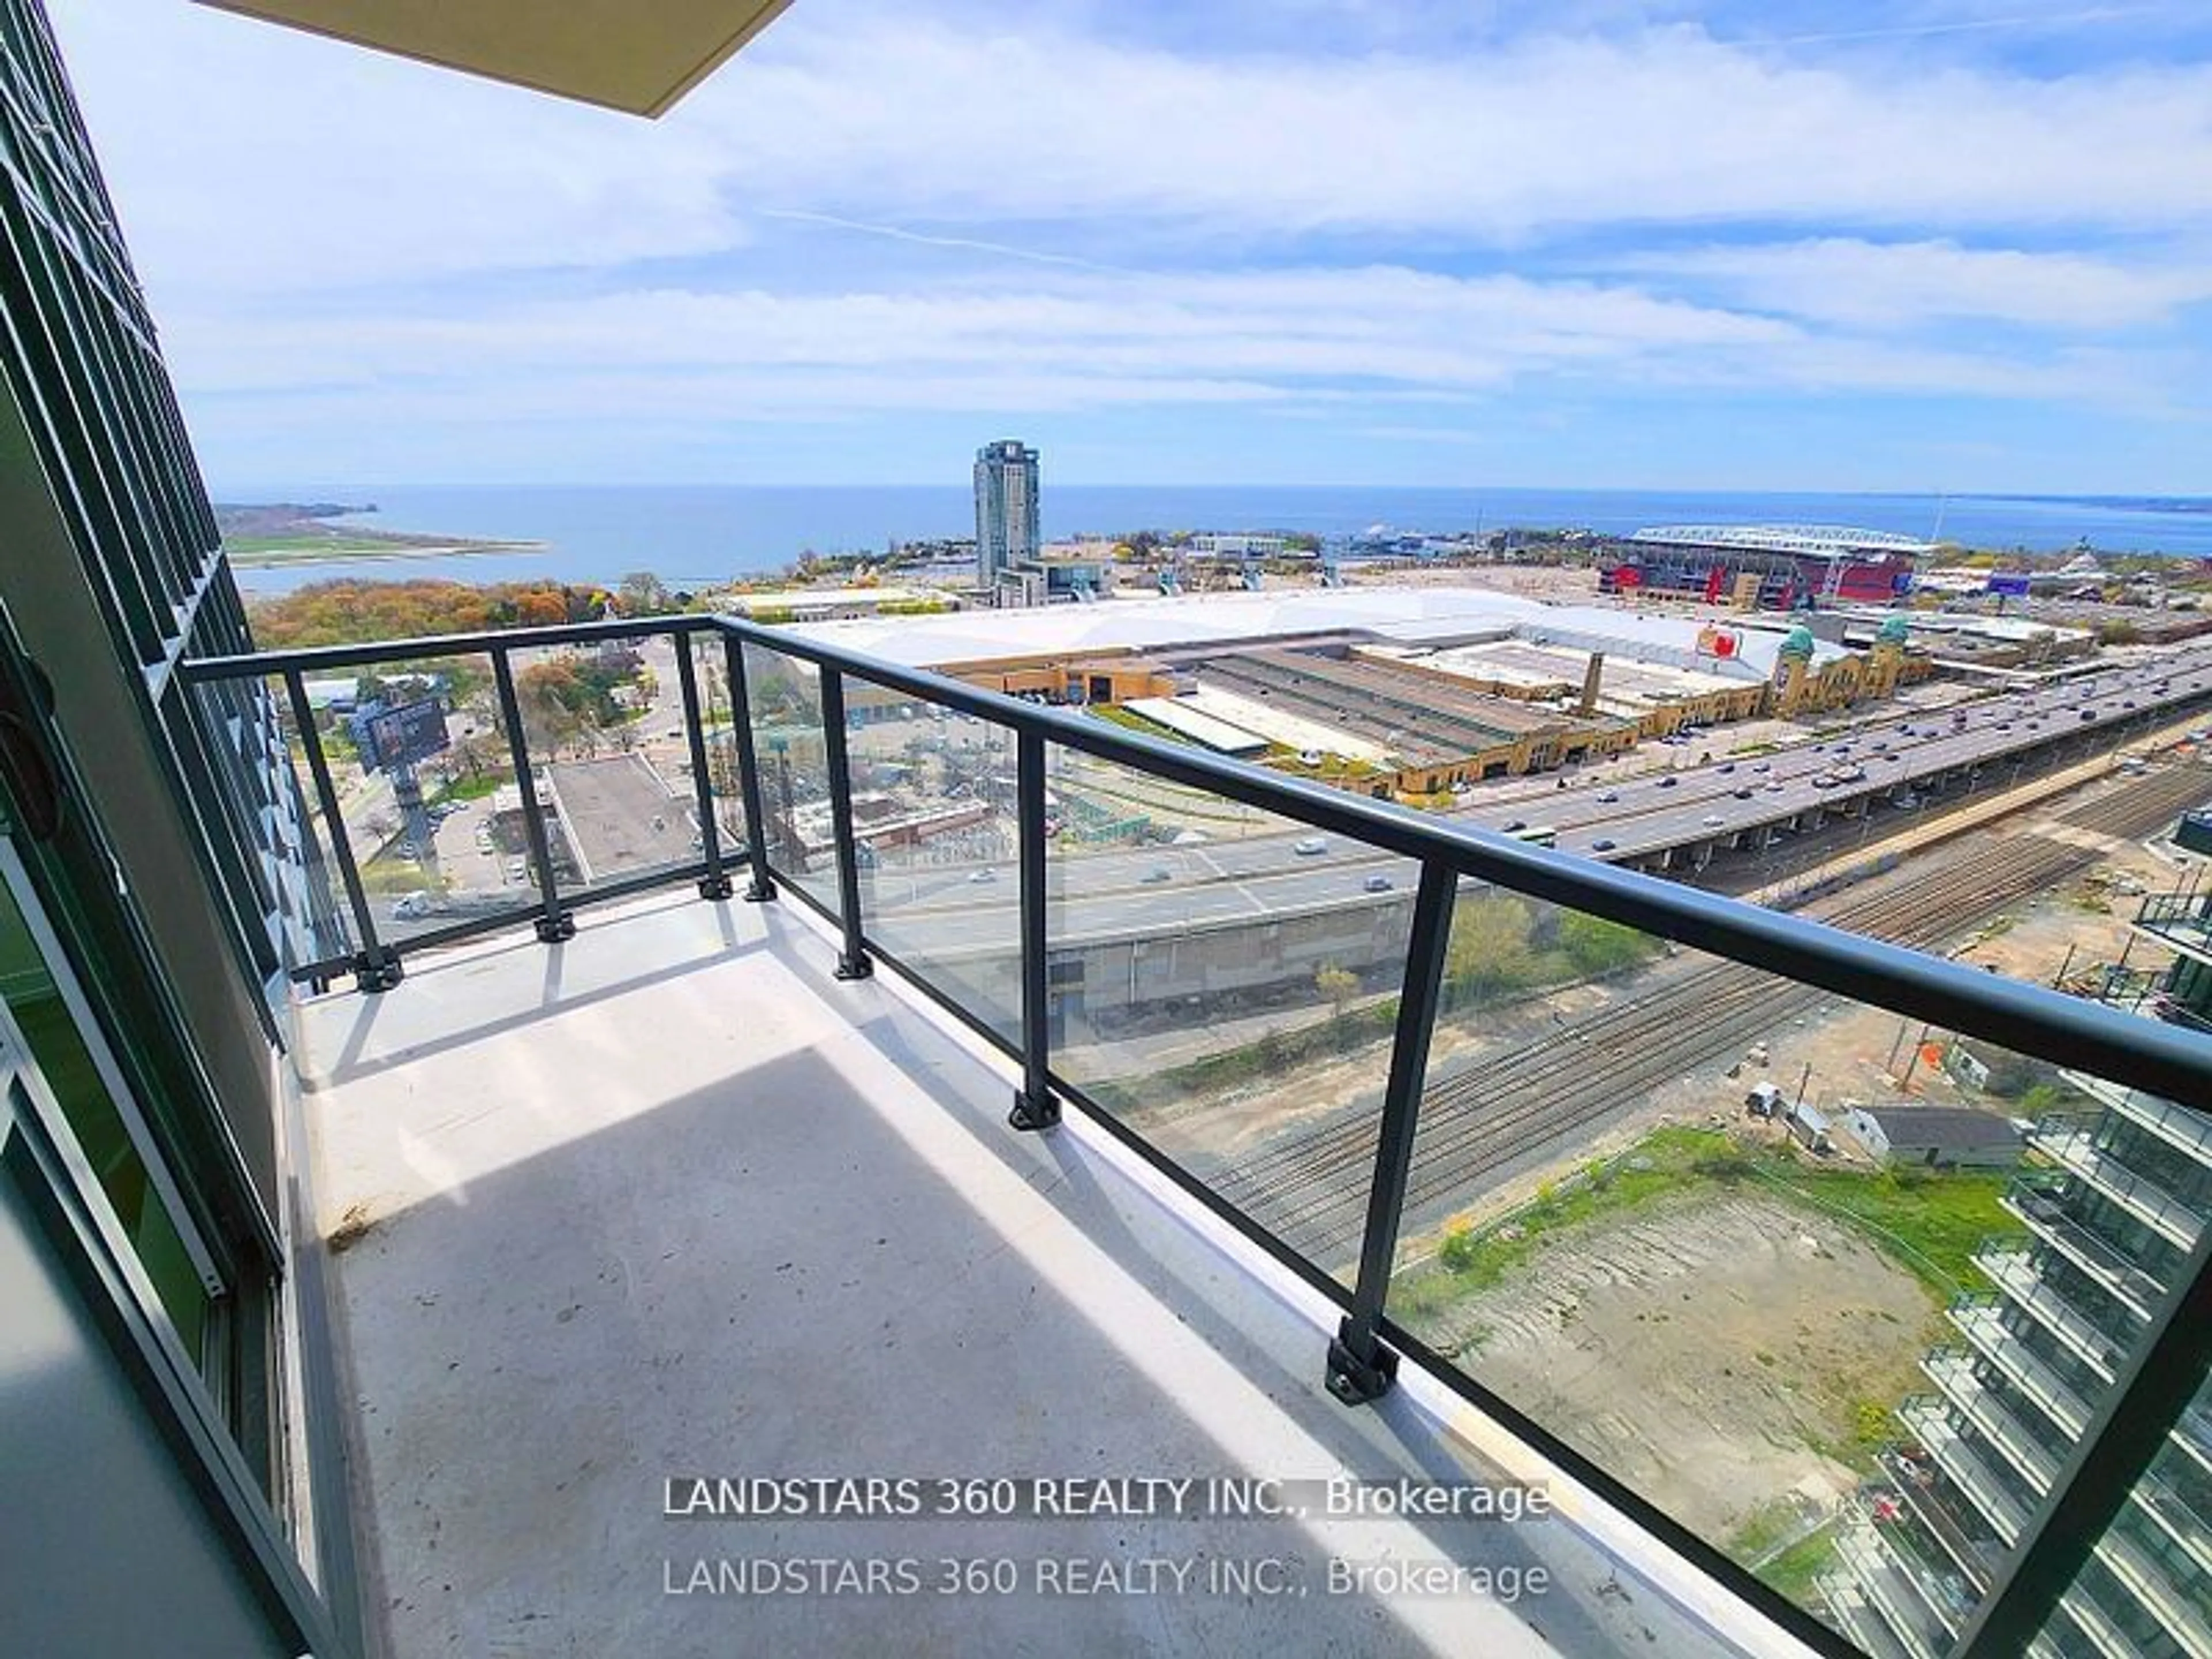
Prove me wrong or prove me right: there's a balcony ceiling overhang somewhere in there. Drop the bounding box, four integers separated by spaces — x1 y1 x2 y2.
194 0 794 117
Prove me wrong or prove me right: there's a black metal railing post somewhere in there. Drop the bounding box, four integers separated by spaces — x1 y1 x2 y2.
818 668 871 980
671 633 730 900
719 634 777 903
281 669 398 992
1009 730 1060 1131
1327 858 1456 1406
491 647 574 944
1954 1220 2212 1658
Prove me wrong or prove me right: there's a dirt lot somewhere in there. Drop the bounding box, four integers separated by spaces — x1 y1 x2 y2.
1414 1188 1936 1542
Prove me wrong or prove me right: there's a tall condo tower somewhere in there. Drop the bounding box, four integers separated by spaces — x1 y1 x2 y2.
974 438 1041 585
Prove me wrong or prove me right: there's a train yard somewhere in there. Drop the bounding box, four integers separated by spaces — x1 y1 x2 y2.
1204 756 2212 1274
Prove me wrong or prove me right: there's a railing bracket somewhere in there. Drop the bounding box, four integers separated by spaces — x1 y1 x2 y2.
1325 1320 1399 1407
534 913 576 944
834 952 873 982
351 948 403 995
1009 1089 1060 1132
697 873 734 902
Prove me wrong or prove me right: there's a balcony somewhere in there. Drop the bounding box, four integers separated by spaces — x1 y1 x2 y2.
296 886 1737 1657
2136 891 2212 965
1999 1179 2167 1320
1830 1524 1950 1659
174 612 2212 1659
1968 1248 2126 1381
1946 1304 2093 1441
2130 1468 2212 1580
2094 1524 2212 1656
1876 1448 2004 1594
2024 1122 2203 1251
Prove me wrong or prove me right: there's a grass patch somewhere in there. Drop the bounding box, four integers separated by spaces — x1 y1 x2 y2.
1088 704 1190 744
431 772 502 804
1740 1160 2010 1297
1755 1520 1839 1607
1393 1128 1730 1319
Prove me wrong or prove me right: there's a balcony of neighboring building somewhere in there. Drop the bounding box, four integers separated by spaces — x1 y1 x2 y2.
2000 1178 2170 1321
1945 1305 2093 1442
1916 1357 2061 1506
1829 1521 1952 1659
2134 890 2212 967
1897 1399 2031 1550
2024 1121 2204 1253
1966 1247 2128 1382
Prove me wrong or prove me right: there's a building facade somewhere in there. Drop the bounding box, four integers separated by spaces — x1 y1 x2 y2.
973 438 1040 588
1825 885 2212 1658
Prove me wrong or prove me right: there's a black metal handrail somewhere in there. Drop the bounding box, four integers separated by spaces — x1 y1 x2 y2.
183 609 2212 1659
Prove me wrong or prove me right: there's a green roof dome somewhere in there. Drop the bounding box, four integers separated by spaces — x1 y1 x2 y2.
1877 613 1911 646
1779 624 1816 661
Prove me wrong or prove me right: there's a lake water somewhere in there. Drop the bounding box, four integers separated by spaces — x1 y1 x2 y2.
223 483 2212 595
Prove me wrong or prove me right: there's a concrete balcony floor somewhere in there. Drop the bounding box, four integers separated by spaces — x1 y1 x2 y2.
294 889 1769 1658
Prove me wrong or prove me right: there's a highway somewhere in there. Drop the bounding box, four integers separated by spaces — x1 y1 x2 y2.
843 642 2212 949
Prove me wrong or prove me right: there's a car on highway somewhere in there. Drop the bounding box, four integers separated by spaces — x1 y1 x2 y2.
1596 790 1619 804
503 858 528 881
392 893 432 920
1752 762 1771 773
1732 787 1753 799
1590 838 1616 853
1716 763 1735 774
1501 819 1527 832
1702 814 1726 828
1140 867 1171 884
1812 773 1837 788
1363 874 1393 893
968 866 998 883
1656 776 1678 789
1293 836 1327 856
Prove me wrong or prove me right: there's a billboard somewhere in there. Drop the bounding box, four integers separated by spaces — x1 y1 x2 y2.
350 697 450 773
1985 572 2032 599
1694 626 1742 660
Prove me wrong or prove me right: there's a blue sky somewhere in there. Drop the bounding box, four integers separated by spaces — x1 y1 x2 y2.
47 0 2212 492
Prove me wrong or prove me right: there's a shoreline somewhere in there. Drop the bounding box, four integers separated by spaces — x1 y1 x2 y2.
226 539 545 569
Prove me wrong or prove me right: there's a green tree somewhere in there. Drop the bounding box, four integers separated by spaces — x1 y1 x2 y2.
1443 895 1536 1001
1316 964 1358 1018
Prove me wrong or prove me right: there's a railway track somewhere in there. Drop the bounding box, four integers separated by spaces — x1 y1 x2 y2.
1203 761 2212 1273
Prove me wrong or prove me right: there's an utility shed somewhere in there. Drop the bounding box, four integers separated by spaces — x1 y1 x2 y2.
1843 1105 2025 1170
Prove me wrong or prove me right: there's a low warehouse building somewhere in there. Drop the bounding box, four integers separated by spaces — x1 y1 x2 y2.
1840 1105 2025 1169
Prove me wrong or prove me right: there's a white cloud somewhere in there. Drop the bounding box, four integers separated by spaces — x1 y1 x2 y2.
50 0 2212 312
157 262 2171 429
1628 237 2212 328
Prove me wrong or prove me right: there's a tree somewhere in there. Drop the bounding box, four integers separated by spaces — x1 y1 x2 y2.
1316 964 1358 1019
1442 896 1536 1001
617 570 672 616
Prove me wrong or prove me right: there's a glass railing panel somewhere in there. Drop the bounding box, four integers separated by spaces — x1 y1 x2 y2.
739 639 839 913
1041 743 1419 1291
262 671 354 971
289 649 539 949
685 631 748 855
510 631 704 898
844 676 1020 1046
1375 887 2191 1643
